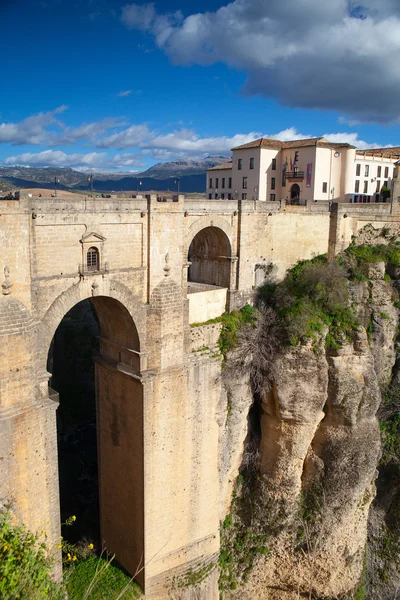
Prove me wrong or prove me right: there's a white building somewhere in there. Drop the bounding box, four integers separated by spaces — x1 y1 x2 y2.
206 137 400 204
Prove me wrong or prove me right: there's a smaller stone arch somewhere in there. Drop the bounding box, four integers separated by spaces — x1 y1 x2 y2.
188 226 232 289
187 214 233 245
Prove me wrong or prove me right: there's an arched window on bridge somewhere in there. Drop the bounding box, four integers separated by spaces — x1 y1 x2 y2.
188 226 231 289
87 247 99 271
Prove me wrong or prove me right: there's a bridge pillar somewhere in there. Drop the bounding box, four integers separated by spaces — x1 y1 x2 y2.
0 288 62 576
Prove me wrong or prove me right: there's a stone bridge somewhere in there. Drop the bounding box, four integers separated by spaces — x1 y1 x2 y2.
0 193 396 598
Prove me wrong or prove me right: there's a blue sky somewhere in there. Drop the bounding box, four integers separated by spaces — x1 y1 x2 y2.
1 0 400 172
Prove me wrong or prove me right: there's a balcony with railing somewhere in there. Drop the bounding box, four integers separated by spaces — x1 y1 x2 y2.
286 170 305 180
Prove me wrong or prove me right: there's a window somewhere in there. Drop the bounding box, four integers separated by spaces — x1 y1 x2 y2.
376 180 381 192
222 178 225 188
272 158 277 170
215 178 219 189
356 164 361 176
384 180 388 187
228 193 232 199
87 247 99 271
364 181 368 193
243 177 248 189
208 193 212 199
365 165 369 177
209 178 212 188
377 166 382 178
385 166 389 178
250 157 254 169
355 180 360 193
322 182 328 193
215 193 218 199
221 193 225 199
238 158 242 170
271 177 276 190
270 193 276 201
241 193 247 200
228 177 232 188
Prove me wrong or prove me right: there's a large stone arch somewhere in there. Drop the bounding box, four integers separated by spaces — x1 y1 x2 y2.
37 280 146 589
37 278 146 376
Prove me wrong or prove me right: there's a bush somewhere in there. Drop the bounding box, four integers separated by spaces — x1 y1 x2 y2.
261 256 359 348
218 304 257 355
0 509 64 599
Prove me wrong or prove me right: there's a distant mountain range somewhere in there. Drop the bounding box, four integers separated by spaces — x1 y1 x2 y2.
0 157 230 194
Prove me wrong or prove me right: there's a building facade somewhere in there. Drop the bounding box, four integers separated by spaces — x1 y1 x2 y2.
207 137 400 204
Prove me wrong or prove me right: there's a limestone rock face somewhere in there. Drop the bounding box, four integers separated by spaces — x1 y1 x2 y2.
220 323 397 598
218 369 253 519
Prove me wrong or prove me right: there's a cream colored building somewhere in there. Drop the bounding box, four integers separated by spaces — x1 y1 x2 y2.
207 137 400 204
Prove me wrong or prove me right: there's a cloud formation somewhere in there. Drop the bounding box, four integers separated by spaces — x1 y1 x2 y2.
4 149 144 170
4 126 387 170
1 106 393 170
120 0 400 123
0 106 67 145
117 89 132 97
0 109 125 147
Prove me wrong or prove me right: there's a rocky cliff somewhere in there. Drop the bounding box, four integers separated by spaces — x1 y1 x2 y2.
217 228 400 600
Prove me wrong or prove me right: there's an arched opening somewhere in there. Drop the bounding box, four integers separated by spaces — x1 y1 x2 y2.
47 296 144 588
290 183 300 205
87 246 99 271
187 226 232 323
188 226 231 288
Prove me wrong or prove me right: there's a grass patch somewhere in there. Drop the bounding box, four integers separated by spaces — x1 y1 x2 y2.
190 316 223 327
65 554 142 600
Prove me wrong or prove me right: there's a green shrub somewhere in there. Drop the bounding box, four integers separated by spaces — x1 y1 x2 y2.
261 256 359 348
0 509 64 599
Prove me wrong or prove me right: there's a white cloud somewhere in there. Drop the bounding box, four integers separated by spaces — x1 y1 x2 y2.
0 106 67 145
98 124 153 148
121 2 156 30
117 89 132 97
323 131 393 150
120 0 400 123
0 109 126 147
4 149 144 170
54 117 127 145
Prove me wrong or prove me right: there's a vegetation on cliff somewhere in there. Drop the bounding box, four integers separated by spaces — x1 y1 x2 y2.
0 508 141 599
221 234 400 600
0 509 64 599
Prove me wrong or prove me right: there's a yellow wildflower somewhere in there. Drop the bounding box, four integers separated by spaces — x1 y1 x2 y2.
67 553 72 561
71 515 76 522
57 544 62 549
60 536 63 540
72 555 77 561
88 543 94 550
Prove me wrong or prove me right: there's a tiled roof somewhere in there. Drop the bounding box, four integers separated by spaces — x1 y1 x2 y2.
232 138 282 150
232 137 356 150
356 147 400 158
207 161 233 171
